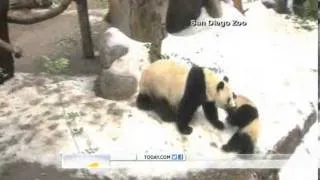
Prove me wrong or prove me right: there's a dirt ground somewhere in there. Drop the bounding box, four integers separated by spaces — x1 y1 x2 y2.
8 1 107 75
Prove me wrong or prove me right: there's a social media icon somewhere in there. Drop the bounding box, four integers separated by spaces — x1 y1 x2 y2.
171 154 177 160
177 154 183 160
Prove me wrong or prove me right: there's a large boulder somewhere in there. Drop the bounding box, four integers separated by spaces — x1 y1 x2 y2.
99 27 130 70
98 68 138 100
97 27 149 100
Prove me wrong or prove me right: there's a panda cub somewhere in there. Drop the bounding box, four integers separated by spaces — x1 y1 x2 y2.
136 59 236 135
222 94 260 154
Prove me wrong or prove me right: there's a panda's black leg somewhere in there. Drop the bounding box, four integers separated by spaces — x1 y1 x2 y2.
154 98 176 122
222 131 254 154
176 95 202 135
202 102 225 130
136 93 154 110
176 105 196 135
222 131 242 153
175 66 207 135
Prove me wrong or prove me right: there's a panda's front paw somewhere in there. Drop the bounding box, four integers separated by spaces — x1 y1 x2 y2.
178 126 193 135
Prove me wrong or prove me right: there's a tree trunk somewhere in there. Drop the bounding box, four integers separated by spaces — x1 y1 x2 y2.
205 0 223 18
75 0 94 58
106 0 131 38
107 0 169 62
0 0 14 84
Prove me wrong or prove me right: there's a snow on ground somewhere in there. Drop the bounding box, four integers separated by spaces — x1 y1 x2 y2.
0 1 317 179
279 123 318 180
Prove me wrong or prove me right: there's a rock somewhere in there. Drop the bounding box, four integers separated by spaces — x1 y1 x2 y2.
261 0 276 9
98 68 137 100
96 27 149 101
99 27 130 69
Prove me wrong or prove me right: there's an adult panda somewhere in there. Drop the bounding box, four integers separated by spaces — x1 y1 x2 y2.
136 59 236 135
222 94 260 154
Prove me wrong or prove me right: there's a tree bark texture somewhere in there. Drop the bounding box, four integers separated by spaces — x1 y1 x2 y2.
75 0 94 58
7 0 72 24
106 0 169 62
0 0 15 84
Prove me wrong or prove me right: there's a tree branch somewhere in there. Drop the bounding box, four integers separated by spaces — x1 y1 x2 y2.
7 0 72 24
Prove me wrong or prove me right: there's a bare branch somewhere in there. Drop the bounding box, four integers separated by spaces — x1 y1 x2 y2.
7 0 73 24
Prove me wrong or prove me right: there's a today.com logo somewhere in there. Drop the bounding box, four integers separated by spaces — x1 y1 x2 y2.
143 154 185 161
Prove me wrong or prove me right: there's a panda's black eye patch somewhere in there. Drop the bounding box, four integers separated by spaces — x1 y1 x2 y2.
223 76 229 82
227 97 231 104
217 81 224 91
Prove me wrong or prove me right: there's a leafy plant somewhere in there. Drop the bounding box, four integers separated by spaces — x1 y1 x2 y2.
293 0 317 20
39 56 70 75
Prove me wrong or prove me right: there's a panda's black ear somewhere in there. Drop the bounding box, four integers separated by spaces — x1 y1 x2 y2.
223 76 229 82
217 81 225 92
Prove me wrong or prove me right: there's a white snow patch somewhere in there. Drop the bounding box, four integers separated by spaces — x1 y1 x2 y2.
279 123 319 180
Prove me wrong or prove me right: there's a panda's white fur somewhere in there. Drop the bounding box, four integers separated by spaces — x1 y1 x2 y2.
138 60 190 112
136 59 236 135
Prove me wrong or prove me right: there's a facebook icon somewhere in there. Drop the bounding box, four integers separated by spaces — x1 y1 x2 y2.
171 154 185 161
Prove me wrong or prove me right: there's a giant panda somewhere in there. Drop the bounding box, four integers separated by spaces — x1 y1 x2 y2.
222 94 260 154
136 59 236 135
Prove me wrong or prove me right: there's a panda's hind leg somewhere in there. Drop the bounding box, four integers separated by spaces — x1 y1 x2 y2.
221 131 254 154
136 93 154 110
153 98 176 122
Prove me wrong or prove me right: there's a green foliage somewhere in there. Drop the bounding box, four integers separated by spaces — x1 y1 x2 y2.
38 56 70 75
304 0 317 19
294 0 317 20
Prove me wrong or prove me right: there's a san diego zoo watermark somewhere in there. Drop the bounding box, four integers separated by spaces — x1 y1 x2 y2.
190 19 247 27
